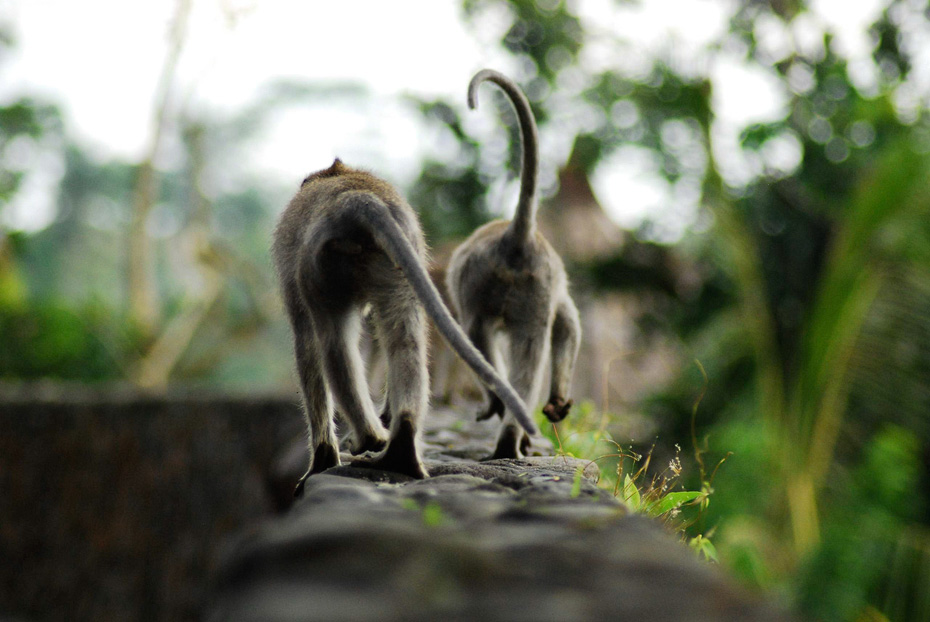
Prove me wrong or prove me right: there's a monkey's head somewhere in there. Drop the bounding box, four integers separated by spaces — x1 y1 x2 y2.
301 158 348 187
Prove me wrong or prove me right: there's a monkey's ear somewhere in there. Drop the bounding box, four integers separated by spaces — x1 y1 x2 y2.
302 158 347 186
324 158 345 174
324 158 348 176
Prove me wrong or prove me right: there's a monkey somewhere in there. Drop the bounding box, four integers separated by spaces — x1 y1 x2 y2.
272 159 535 493
446 69 582 460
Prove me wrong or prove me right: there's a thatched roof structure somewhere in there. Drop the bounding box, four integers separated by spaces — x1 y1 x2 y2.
538 148 624 263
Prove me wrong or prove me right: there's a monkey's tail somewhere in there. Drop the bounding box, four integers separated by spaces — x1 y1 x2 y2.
348 193 539 437
468 69 539 247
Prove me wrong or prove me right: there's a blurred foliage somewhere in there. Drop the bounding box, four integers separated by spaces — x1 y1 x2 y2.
0 78 294 384
2 0 930 619
463 0 584 83
406 99 493 242
442 0 930 619
0 99 61 205
0 299 128 381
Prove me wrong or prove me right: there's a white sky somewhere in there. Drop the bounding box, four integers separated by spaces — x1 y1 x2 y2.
0 0 891 238
1 0 497 171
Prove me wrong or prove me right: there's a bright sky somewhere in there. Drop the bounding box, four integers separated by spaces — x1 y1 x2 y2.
0 0 889 239
1 1 497 172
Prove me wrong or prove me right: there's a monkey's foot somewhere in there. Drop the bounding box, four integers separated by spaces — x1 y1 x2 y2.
484 425 524 461
543 397 573 423
351 430 388 456
476 393 505 421
295 442 340 497
352 413 428 479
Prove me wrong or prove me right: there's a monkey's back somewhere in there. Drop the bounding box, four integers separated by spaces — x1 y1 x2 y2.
272 161 426 311
447 220 566 327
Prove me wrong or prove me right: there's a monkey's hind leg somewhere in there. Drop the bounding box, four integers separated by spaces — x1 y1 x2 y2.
353 411 426 479
543 295 581 423
315 310 389 456
290 313 339 497
488 325 549 460
464 318 505 421
352 296 429 479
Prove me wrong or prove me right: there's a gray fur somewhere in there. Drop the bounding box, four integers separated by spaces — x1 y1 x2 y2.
272 159 532 492
447 70 582 460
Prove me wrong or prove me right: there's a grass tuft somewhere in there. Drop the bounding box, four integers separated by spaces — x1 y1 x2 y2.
544 360 728 562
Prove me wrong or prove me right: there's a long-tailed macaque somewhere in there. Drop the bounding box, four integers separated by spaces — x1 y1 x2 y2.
273 159 535 493
446 70 582 459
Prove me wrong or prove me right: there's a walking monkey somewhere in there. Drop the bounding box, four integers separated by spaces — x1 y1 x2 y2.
273 159 535 493
446 70 581 459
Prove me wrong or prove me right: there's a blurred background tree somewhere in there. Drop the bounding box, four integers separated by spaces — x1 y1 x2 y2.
2 0 929 619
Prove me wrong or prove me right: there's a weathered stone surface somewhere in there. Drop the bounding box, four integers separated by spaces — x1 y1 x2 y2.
0 385 305 622
209 407 790 622
2 387 789 622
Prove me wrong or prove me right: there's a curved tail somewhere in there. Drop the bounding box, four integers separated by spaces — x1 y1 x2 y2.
347 193 539 436
468 69 539 246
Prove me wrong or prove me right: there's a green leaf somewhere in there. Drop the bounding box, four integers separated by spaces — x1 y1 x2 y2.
689 535 718 562
622 474 641 509
648 491 702 517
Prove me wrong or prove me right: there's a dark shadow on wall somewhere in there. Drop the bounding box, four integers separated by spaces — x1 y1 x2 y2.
0 385 306 622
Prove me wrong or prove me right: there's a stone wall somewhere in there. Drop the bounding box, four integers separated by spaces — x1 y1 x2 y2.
207 408 791 622
1 387 790 622
0 386 305 621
